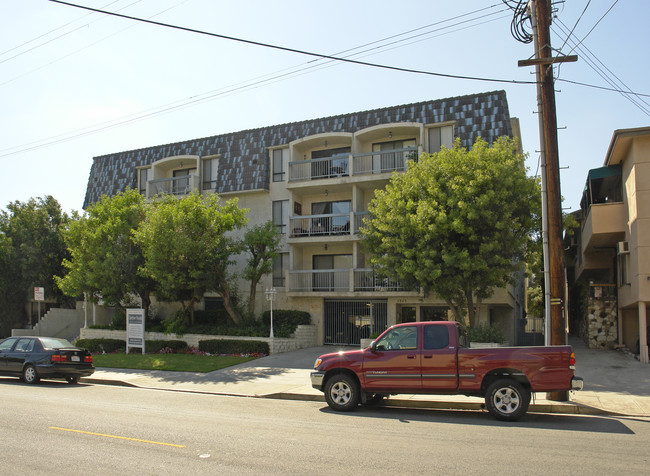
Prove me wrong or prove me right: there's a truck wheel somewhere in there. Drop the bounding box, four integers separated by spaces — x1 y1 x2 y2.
324 374 359 411
485 378 530 421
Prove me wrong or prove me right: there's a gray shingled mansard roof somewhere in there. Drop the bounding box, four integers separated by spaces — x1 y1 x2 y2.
83 90 513 208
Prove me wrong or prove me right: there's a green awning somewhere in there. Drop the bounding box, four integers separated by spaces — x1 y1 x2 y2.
588 164 621 181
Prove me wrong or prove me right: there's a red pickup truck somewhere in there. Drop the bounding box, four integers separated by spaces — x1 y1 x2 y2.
311 321 583 421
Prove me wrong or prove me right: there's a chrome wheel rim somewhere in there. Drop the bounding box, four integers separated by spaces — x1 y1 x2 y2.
24 366 36 383
492 387 520 414
330 381 352 405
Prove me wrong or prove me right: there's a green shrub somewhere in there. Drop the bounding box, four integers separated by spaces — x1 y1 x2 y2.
467 323 505 343
108 310 126 330
198 339 269 355
145 340 189 353
162 310 188 336
261 310 311 337
193 309 231 326
75 338 125 353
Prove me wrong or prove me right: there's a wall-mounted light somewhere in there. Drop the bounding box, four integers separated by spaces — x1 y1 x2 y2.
388 131 392 139
324 189 328 196
324 244 328 250
324 140 328 147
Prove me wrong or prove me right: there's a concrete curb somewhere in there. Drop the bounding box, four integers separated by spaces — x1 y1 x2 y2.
83 377 627 417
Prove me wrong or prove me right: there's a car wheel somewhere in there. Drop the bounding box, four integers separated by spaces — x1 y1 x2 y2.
485 378 530 421
324 374 360 412
23 364 40 384
66 377 79 385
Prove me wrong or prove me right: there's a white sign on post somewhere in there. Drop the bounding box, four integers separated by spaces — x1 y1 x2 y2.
34 287 45 301
126 309 145 355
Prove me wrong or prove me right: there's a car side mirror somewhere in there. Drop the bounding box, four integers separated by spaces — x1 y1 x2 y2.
371 342 387 352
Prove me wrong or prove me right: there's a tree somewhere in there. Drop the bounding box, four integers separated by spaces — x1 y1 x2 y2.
0 196 70 334
242 221 281 314
57 190 156 317
361 137 539 327
133 193 248 325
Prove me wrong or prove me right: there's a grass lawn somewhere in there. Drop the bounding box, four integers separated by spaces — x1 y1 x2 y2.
93 353 259 372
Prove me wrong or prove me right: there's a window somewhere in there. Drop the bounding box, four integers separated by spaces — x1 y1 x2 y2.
619 254 630 286
311 201 351 234
15 338 35 353
273 200 289 234
427 125 454 154
374 325 418 350
423 325 450 350
311 147 350 178
372 139 416 172
272 149 288 182
421 306 449 321
138 168 150 195
203 158 218 190
273 253 288 287
173 168 196 195
204 297 224 311
313 254 352 291
0 338 18 351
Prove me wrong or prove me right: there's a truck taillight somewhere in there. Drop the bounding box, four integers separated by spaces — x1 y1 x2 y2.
569 352 576 370
51 354 66 362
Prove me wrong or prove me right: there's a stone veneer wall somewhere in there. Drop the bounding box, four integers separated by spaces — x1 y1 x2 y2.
584 287 618 349
79 325 317 355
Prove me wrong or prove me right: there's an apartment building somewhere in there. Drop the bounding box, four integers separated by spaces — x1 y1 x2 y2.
84 90 526 346
571 126 650 363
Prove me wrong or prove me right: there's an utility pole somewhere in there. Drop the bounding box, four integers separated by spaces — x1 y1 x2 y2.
518 0 576 402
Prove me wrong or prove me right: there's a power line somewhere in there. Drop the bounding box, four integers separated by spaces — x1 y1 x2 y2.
0 4 514 157
552 18 650 116
48 0 535 86
564 0 619 58
557 0 591 52
1 0 189 87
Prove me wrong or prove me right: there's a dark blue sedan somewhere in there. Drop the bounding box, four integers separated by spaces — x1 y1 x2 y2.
0 336 95 384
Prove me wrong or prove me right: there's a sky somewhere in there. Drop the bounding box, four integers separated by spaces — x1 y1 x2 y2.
1 0 648 214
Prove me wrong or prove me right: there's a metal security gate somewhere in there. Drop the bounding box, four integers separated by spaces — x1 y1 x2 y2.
323 300 387 345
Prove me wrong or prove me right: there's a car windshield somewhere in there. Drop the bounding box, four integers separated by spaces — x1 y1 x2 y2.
39 338 74 349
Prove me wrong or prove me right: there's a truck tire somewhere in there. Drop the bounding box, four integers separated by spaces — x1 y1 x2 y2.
485 378 530 421
324 374 360 412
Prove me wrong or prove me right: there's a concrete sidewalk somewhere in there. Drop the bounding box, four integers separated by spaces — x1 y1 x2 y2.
82 337 650 418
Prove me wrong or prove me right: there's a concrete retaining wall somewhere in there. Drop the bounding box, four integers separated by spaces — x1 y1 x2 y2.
12 308 85 342
79 325 318 355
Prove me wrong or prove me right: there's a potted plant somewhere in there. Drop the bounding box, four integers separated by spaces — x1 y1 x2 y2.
468 323 506 348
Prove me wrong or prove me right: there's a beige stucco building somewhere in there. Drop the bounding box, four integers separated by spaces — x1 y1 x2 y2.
84 91 528 346
572 126 650 363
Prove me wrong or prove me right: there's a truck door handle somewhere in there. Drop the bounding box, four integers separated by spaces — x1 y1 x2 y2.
407 355 416 359
423 355 433 359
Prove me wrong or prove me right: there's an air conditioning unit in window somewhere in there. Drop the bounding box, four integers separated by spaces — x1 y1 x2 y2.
617 241 630 255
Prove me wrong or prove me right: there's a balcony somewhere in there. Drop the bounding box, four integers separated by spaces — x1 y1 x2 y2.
352 146 417 176
288 269 405 293
288 212 369 239
146 174 200 198
289 155 349 182
581 202 626 253
288 147 418 183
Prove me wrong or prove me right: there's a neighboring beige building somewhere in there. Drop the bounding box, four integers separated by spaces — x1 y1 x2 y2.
84 91 528 346
572 126 650 363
